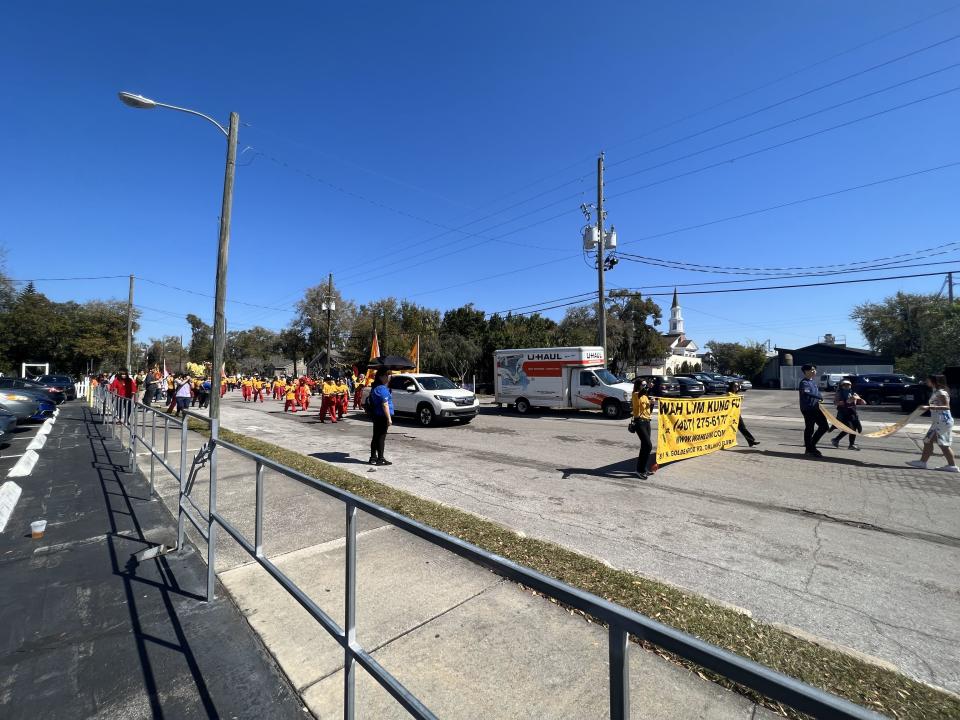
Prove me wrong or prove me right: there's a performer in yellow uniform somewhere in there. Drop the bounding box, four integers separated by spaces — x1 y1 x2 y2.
319 375 338 423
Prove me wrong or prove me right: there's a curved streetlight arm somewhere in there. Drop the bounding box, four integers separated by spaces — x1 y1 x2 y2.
153 101 229 137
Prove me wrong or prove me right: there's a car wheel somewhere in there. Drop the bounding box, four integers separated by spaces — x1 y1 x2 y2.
515 398 531 414
418 404 435 427
602 400 622 419
867 393 882 405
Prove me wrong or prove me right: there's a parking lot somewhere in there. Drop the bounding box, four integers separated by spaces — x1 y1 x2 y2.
0 413 51 477
194 389 960 694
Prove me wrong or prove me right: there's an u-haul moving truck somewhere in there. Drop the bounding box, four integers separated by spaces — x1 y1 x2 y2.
494 346 632 418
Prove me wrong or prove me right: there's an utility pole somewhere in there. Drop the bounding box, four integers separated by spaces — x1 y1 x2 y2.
949 272 955 303
208 111 238 422
325 273 334 374
596 152 607 361
382 308 388 356
126 274 134 371
179 336 183 372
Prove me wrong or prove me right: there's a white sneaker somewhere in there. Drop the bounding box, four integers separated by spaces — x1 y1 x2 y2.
906 460 928 469
937 465 960 473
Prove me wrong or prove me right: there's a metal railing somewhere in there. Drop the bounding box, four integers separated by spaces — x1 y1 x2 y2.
93 385 885 720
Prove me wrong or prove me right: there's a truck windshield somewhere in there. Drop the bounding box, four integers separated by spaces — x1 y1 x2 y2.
594 369 620 385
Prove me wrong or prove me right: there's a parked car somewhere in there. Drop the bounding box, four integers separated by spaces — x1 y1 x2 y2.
0 406 17 437
0 377 66 404
819 373 846 391
367 373 479 426
674 377 706 397
728 376 752 390
675 373 727 394
34 374 76 401
635 375 681 398
900 382 930 413
845 373 915 405
0 392 54 421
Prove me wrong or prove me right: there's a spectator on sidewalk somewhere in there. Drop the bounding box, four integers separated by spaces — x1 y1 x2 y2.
108 368 137 424
831 379 864 451
369 367 394 466
799 364 829 457
174 374 193 417
142 368 159 407
908 374 958 472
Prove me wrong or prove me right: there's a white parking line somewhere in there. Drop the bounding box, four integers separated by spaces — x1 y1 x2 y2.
7 450 39 478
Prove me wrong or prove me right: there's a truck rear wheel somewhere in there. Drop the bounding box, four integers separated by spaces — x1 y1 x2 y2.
602 400 622 419
515 398 531 414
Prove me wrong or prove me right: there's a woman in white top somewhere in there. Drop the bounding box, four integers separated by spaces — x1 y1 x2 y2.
907 374 957 472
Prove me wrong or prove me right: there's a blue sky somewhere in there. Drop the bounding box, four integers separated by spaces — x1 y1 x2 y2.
3 1 959 350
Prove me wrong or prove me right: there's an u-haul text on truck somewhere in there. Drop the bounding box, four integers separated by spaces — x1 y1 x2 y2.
494 346 632 418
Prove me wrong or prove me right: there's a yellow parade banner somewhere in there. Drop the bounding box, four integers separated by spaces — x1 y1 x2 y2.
819 404 926 438
656 394 742 465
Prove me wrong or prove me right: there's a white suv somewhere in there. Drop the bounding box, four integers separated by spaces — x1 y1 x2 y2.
366 373 479 426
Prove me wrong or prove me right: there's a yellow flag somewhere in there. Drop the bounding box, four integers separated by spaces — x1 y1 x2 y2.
409 335 420 373
656 394 742 465
364 330 380 384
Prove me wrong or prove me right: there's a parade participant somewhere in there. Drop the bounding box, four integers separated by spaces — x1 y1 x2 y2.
728 381 759 447
191 377 201 407
369 367 393 465
336 376 349 419
319 375 337 423
830 379 863 450
353 375 365 409
166 373 176 405
631 378 655 478
241 376 253 402
284 380 298 413
253 376 265 403
174 374 193 417
109 368 137 423
142 367 159 407
220 374 228 398
198 377 211 409
296 378 310 411
908 374 958 472
799 364 829 457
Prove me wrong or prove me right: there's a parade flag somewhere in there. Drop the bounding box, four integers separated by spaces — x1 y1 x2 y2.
819 403 926 438
409 335 420 373
656 394 742 466
162 359 169 379
364 330 381 384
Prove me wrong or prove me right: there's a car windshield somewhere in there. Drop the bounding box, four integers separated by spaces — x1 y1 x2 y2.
39 375 70 382
417 376 458 391
594 369 620 385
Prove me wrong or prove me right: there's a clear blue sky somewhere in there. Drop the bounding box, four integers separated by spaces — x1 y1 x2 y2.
3 1 959 350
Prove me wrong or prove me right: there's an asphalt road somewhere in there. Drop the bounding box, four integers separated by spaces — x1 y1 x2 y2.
213 389 960 695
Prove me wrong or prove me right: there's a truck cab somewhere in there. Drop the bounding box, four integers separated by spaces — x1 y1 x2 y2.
570 367 632 418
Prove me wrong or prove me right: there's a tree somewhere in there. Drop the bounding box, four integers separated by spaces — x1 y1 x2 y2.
294 278 358 362
606 291 668 373
277 326 309 376
435 335 482 382
227 326 280 373
186 314 213 363
705 340 768 379
852 292 959 375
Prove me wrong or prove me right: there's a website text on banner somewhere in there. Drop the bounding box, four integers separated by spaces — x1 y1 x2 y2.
656 395 742 465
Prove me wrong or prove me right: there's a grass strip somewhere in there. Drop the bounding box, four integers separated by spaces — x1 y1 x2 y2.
206 424 956 719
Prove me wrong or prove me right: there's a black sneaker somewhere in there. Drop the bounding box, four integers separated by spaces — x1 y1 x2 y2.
805 448 823 458
830 437 840 448
636 471 648 479
368 456 378 465
748 440 760 447
376 459 393 466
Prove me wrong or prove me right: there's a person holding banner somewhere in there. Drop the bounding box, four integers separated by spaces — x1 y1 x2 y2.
830 379 864 451
799 364 830 457
907 375 958 472
727 381 759 447
631 378 655 479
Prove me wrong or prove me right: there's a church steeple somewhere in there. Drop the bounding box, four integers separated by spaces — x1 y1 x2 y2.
669 288 684 335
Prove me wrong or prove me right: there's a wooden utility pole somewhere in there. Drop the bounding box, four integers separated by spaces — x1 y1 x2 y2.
596 152 607 361
325 272 334 374
126 274 134 371
949 272 955 303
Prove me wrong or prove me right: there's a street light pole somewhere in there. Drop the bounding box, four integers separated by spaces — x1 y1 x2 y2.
596 152 607 361
325 272 333 375
117 92 237 422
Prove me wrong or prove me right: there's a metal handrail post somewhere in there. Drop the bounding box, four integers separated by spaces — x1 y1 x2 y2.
206 418 219 602
254 461 264 557
344 503 357 720
609 626 630 720
177 418 189 550
163 414 169 462
149 410 157 496
128 400 137 473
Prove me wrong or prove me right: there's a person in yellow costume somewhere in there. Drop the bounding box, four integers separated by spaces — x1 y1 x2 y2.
319 375 338 423
335 377 349 419
253 377 265 403
241 376 253 402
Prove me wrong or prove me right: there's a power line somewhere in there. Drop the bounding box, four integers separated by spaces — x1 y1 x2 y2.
617 159 960 246
607 62 960 186
11 275 128 283
607 30 960 172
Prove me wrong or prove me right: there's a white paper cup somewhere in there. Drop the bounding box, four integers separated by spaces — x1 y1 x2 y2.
30 520 47 539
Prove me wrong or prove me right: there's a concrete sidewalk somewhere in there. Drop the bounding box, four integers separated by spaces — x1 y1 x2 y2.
130 411 781 718
0 404 305 720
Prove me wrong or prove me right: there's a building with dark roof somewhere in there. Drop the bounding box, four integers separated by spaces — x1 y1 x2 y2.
760 340 894 389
